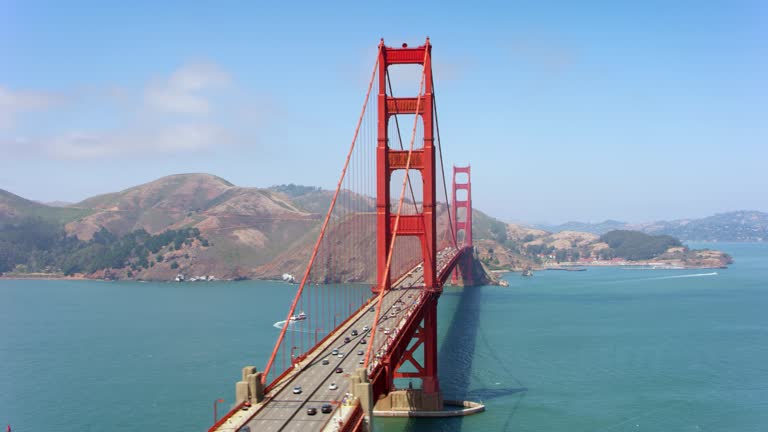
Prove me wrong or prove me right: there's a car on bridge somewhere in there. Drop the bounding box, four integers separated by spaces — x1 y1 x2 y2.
322 358 330 365
344 337 351 343
329 383 338 390
335 367 343 373
351 329 358 336
357 350 364 355
331 349 339 356
292 386 302 394
321 404 333 414
307 407 317 415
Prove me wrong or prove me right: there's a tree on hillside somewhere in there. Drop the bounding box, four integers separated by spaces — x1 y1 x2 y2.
600 230 682 260
489 220 508 244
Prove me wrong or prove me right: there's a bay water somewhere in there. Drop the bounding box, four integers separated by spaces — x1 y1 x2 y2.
2 243 766 431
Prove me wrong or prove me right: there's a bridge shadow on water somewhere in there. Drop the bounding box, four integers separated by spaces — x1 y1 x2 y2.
395 283 528 432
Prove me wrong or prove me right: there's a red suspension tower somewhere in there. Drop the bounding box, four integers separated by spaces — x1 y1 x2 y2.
375 38 441 401
452 165 474 285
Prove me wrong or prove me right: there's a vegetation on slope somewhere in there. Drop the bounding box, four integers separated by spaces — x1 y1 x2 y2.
0 217 206 276
599 230 682 260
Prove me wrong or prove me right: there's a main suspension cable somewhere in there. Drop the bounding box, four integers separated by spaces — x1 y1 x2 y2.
431 66 458 249
262 45 382 385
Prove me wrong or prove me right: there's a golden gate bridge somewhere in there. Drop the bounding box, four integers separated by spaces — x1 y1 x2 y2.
210 38 483 432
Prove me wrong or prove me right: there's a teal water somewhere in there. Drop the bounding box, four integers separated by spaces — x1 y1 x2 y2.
2 243 767 431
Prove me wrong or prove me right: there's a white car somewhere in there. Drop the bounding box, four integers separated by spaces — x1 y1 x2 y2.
359 358 365 365
292 386 302 394
328 383 338 390
363 325 370 332
384 328 391 335
337 352 344 358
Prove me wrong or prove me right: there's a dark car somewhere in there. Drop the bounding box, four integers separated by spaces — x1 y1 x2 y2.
344 337 351 343
322 358 330 365
335 367 343 374
351 330 358 336
321 404 333 414
357 350 364 355
359 338 366 344
307 407 317 415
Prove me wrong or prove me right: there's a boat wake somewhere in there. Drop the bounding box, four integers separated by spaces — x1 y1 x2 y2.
272 320 313 333
649 272 718 280
600 272 719 285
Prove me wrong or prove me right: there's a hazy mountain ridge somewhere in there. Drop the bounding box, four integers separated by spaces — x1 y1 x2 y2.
537 211 767 242
536 220 628 235
0 189 92 224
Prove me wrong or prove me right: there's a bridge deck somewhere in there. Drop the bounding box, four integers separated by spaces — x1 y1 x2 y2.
215 247 460 432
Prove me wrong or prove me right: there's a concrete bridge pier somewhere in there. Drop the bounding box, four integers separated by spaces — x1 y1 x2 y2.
373 388 443 412
235 365 265 405
352 368 374 432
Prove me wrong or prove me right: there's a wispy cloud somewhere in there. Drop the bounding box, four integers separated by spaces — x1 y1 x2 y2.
0 86 62 129
1 61 250 159
45 123 227 159
144 62 231 114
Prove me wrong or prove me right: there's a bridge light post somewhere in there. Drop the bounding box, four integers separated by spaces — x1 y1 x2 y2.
334 312 342 328
213 398 225 423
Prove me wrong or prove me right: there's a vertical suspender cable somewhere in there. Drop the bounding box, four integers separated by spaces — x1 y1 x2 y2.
262 46 381 385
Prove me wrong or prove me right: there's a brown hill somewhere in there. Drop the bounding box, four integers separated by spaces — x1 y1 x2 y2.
60 174 324 280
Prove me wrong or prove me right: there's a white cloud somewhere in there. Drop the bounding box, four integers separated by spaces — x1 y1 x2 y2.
0 87 61 129
46 123 226 159
0 61 249 160
144 62 231 114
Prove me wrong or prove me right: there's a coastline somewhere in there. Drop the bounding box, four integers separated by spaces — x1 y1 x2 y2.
2 256 730 282
490 261 729 274
0 273 90 281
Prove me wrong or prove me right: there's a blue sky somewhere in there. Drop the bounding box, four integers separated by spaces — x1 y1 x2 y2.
1 0 766 223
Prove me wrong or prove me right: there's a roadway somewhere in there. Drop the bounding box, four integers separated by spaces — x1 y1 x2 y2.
228 247 459 432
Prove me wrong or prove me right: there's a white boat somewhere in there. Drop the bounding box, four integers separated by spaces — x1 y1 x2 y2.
289 311 307 321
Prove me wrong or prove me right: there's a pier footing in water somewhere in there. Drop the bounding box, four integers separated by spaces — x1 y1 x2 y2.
373 398 484 418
